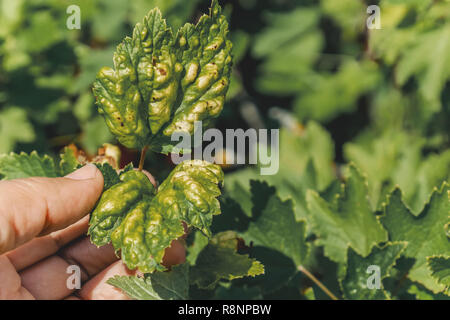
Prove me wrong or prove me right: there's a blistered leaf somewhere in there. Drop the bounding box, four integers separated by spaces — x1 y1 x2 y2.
92 8 169 148
214 284 263 300
93 0 232 152
294 60 380 122
306 164 388 263
89 160 224 273
381 183 450 293
407 283 450 300
277 123 335 191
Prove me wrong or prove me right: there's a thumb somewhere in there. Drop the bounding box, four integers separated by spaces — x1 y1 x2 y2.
0 164 104 254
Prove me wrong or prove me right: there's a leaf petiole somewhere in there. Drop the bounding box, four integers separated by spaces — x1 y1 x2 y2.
138 146 149 171
298 265 338 300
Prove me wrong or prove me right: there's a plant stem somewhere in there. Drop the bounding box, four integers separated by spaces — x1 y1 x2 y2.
138 146 149 171
298 265 338 300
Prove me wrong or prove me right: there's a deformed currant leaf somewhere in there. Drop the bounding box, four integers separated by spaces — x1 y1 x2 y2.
88 160 224 273
92 0 232 153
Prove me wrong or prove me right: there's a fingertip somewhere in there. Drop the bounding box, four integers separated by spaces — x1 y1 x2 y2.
0 166 105 253
65 163 99 180
64 164 104 196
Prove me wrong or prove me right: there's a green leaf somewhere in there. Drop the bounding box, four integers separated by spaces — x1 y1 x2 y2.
407 283 450 300
19 11 63 53
340 242 407 300
88 169 155 247
107 264 189 300
369 2 450 120
185 230 209 265
241 180 309 267
380 183 450 293
92 7 168 149
92 0 232 152
320 0 366 40
252 8 320 59
152 160 224 237
0 107 35 153
214 284 263 300
89 160 224 273
190 231 264 289
244 246 298 295
59 147 80 176
161 0 232 137
396 24 450 113
427 255 450 293
345 130 450 213
306 164 388 263
0 151 58 180
130 0 202 31
277 123 335 191
81 116 114 155
90 0 128 42
94 162 121 191
253 8 322 95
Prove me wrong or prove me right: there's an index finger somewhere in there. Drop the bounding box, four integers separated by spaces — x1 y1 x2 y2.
0 164 103 254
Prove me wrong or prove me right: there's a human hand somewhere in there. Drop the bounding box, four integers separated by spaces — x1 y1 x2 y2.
0 164 186 300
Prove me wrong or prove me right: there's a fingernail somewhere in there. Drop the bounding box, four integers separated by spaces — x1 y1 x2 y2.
65 163 98 180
